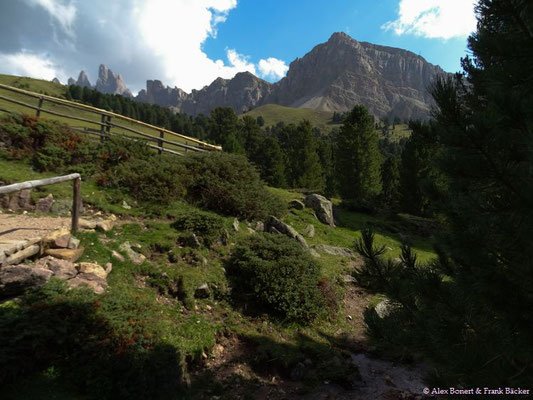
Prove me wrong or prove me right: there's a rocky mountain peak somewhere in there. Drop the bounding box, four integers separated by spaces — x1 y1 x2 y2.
77 71 91 88
95 64 133 98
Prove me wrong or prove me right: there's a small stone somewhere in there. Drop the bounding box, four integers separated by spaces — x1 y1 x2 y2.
105 262 113 274
44 229 71 249
247 227 256 234
255 221 264 232
77 262 108 279
40 257 77 279
96 220 114 232
201 351 208 360
343 274 357 283
44 248 84 262
205 304 212 311
119 242 145 265
67 276 107 294
232 218 240 232
122 201 132 210
347 315 353 320
67 236 80 249
111 250 125 262
194 283 210 299
79 219 97 229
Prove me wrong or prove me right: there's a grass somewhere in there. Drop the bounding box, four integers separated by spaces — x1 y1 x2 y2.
242 104 340 131
0 74 204 152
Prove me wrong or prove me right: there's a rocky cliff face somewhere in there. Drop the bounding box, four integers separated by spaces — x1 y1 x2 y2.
264 32 445 120
136 80 188 107
95 65 133 98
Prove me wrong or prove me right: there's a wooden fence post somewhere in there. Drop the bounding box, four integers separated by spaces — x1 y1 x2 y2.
99 114 106 143
71 177 81 233
36 97 44 117
106 115 112 140
158 130 164 154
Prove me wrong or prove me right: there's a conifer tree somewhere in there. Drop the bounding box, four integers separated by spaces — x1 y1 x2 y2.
335 105 382 204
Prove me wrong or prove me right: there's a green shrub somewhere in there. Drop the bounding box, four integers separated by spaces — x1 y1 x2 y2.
181 152 285 220
226 234 325 323
0 114 96 172
171 210 225 246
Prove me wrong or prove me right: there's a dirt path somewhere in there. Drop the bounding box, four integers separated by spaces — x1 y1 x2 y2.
0 213 71 241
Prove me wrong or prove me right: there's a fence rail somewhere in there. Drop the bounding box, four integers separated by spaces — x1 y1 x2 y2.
0 174 82 232
0 83 222 155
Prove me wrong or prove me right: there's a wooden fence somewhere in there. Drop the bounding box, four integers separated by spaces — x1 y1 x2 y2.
0 174 82 232
0 83 222 155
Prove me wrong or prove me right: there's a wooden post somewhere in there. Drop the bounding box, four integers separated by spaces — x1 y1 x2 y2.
158 130 164 154
36 97 44 117
185 141 188 153
100 114 106 143
71 177 81 233
106 115 112 140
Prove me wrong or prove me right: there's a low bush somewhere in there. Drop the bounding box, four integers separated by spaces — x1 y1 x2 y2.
181 152 285 220
171 210 225 246
226 234 325 323
0 114 95 172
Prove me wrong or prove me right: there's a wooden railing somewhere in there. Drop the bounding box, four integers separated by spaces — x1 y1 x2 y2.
0 83 222 155
0 174 82 232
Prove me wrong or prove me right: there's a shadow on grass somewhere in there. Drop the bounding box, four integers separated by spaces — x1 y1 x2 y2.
0 282 186 400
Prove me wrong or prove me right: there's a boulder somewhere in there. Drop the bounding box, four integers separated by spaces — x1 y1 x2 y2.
375 299 395 319
77 262 108 279
0 265 53 297
96 220 114 232
44 248 84 262
304 194 335 227
312 244 355 258
266 216 308 248
36 256 78 279
35 194 54 213
302 224 315 238
288 199 305 210
194 283 210 298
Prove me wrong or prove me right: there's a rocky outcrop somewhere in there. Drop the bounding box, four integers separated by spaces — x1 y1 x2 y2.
68 70 92 88
304 194 335 227
312 244 355 258
136 80 188 107
95 64 133 98
266 216 308 248
0 265 53 298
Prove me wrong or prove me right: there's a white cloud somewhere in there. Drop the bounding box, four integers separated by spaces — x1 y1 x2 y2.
258 57 289 80
383 0 476 40
0 51 64 81
137 0 261 92
25 0 77 37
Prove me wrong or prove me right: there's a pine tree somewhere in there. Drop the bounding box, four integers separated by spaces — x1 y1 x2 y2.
380 156 400 210
335 105 382 205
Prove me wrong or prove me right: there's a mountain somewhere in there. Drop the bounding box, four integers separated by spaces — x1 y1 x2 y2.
95 65 133 98
135 32 445 120
68 65 132 97
264 32 445 120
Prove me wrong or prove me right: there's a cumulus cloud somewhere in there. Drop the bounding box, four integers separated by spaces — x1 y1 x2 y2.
258 57 289 80
24 0 77 37
0 51 64 81
383 0 476 40
137 0 262 91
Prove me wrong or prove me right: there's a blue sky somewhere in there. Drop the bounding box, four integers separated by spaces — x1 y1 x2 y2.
0 0 477 94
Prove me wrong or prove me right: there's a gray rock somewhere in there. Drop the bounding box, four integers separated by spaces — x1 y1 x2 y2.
255 221 264 232
122 200 132 210
119 242 146 265
111 250 125 262
35 194 54 213
343 274 357 283
232 218 240 232
194 283 210 299
266 216 308 248
289 199 305 210
95 64 133 97
7 189 33 211
38 257 78 279
67 276 107 294
68 236 80 249
302 224 315 238
304 194 335 227
0 265 53 297
75 70 92 88
375 299 393 319
313 244 354 257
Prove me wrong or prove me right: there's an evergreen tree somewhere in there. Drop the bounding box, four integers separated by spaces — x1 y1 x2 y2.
380 156 400 210
335 105 382 204
399 121 441 216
